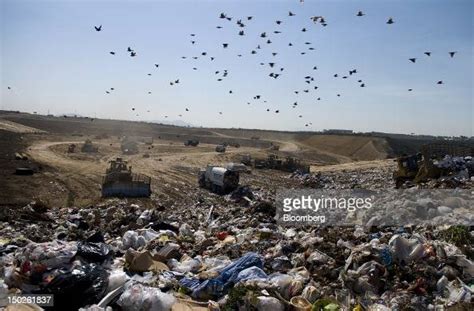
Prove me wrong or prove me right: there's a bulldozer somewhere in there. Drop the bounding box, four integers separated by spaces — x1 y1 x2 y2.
67 144 76 153
184 139 199 146
101 158 151 197
252 154 310 173
393 142 474 188
215 144 226 153
241 154 252 166
281 156 311 174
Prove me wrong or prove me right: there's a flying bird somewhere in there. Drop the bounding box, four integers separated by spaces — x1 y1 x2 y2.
424 52 431 56
386 17 394 24
289 11 295 16
127 47 133 52
109 51 115 55
276 20 282 25
94 25 102 31
409 58 416 63
437 80 443 84
223 43 229 48
130 51 136 57
357 11 365 17
155 64 159 68
449 51 457 58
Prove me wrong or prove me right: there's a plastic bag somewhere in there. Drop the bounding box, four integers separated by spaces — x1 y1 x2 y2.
117 282 175 311
235 266 268 282
255 296 284 311
77 242 113 263
42 263 109 310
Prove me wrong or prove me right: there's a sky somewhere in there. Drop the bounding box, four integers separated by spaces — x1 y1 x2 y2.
1 0 472 136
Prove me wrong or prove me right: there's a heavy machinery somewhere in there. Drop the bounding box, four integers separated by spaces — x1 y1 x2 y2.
241 154 252 166
184 140 199 146
215 144 226 153
282 156 310 174
393 142 474 188
67 144 76 153
198 165 240 194
252 154 310 173
81 139 98 153
101 158 151 197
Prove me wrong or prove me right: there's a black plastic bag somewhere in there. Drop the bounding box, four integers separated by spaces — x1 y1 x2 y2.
77 241 113 262
41 263 109 310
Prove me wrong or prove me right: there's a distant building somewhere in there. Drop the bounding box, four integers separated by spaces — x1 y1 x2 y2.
323 129 353 135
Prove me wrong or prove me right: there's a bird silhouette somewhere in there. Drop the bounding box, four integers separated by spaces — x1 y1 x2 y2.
409 58 416 63
276 20 282 25
223 43 229 48
424 52 431 56
239 30 245 36
94 25 102 31
289 11 295 16
110 52 115 55
387 17 394 24
357 11 365 17
449 51 457 58
7 86 11 90
155 64 159 68
437 80 443 84
247 16 253 20
301 28 307 32
130 51 136 57
127 47 133 52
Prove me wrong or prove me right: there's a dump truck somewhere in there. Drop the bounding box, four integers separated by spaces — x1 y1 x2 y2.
393 142 474 188
198 165 239 194
184 140 199 146
81 139 98 153
215 144 226 153
101 158 151 197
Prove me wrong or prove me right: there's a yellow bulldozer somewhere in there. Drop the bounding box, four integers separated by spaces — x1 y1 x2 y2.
393 142 473 188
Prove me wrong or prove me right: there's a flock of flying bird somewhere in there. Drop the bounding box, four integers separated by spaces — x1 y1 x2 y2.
6 6 459 128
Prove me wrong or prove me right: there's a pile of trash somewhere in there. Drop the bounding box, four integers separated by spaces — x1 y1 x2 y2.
288 166 394 190
1 191 473 310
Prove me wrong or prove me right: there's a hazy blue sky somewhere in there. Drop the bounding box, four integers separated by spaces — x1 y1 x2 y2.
1 0 472 136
